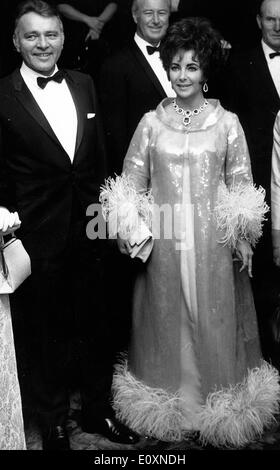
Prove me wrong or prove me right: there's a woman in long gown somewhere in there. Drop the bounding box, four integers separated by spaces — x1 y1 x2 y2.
0 208 26 450
101 17 280 448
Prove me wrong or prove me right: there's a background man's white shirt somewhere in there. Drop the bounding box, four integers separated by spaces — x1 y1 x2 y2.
262 39 280 98
134 33 175 98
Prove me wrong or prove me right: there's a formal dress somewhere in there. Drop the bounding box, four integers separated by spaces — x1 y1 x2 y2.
0 294 25 449
110 99 280 448
272 111 280 230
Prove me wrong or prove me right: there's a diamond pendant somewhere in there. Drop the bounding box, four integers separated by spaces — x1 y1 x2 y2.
183 116 191 126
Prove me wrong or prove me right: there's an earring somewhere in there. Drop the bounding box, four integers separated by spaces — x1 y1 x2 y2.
203 82 208 93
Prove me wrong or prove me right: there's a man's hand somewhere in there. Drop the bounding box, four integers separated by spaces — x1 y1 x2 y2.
234 239 253 277
0 207 21 235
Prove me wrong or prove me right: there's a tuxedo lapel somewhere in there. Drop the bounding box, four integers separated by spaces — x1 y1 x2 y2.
64 71 86 154
129 43 166 98
12 69 65 150
11 69 91 162
252 46 280 108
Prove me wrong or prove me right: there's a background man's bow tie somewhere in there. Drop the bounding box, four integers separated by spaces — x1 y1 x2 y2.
146 45 160 55
269 51 280 59
37 70 66 89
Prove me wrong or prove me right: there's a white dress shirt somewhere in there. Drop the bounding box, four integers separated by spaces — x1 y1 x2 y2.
134 33 175 98
262 39 280 98
20 62 78 162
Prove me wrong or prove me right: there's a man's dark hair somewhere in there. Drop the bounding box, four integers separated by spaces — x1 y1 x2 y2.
14 0 62 30
160 17 224 81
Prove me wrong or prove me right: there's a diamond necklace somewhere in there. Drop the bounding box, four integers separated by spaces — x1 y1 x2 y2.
172 99 209 126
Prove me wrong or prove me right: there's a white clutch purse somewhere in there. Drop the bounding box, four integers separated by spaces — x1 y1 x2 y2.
0 236 31 294
127 219 154 262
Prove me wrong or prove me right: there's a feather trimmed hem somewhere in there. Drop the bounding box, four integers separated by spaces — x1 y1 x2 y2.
112 360 280 447
199 362 280 448
112 359 189 442
215 182 269 249
99 173 153 238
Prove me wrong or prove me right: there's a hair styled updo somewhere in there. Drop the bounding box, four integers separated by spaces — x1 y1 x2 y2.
160 17 225 81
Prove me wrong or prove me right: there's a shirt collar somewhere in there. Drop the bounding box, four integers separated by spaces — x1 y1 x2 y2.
20 62 59 87
262 39 280 60
134 33 160 55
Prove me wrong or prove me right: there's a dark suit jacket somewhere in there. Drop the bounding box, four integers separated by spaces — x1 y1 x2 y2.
222 44 280 202
99 41 167 174
0 69 107 259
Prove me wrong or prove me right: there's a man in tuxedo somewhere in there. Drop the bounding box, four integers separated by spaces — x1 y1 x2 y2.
223 0 280 368
0 0 138 449
99 0 174 175
98 0 174 367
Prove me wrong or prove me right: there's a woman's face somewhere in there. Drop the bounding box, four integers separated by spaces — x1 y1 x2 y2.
169 49 204 104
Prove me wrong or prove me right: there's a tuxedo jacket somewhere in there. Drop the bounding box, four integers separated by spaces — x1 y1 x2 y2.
99 41 167 174
222 44 280 202
0 69 107 259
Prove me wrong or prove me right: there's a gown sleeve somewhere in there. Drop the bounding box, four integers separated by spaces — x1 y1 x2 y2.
271 112 280 230
99 114 153 258
215 113 269 249
122 113 152 192
224 113 252 187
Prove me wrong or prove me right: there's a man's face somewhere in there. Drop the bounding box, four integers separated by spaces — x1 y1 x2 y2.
13 12 64 76
257 0 280 50
133 0 170 46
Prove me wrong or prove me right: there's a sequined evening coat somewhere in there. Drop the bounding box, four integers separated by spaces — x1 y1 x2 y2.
112 98 274 445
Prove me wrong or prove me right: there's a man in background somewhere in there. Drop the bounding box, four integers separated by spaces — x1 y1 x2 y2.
223 0 280 368
99 0 174 175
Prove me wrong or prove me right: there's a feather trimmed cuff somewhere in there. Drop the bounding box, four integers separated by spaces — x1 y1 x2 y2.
99 173 153 239
214 182 269 249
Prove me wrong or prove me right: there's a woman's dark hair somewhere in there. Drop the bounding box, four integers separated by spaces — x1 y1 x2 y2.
160 17 225 81
14 0 61 31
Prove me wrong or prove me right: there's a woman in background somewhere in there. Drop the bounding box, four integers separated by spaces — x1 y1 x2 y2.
57 1 119 80
0 208 26 450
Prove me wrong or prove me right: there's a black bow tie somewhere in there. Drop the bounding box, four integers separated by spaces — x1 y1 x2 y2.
146 45 160 55
37 70 65 89
269 51 280 59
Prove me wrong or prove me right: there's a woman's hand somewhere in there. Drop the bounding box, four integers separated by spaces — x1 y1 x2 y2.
234 240 253 278
86 28 101 41
117 234 132 256
273 246 280 267
85 16 104 34
0 207 21 235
